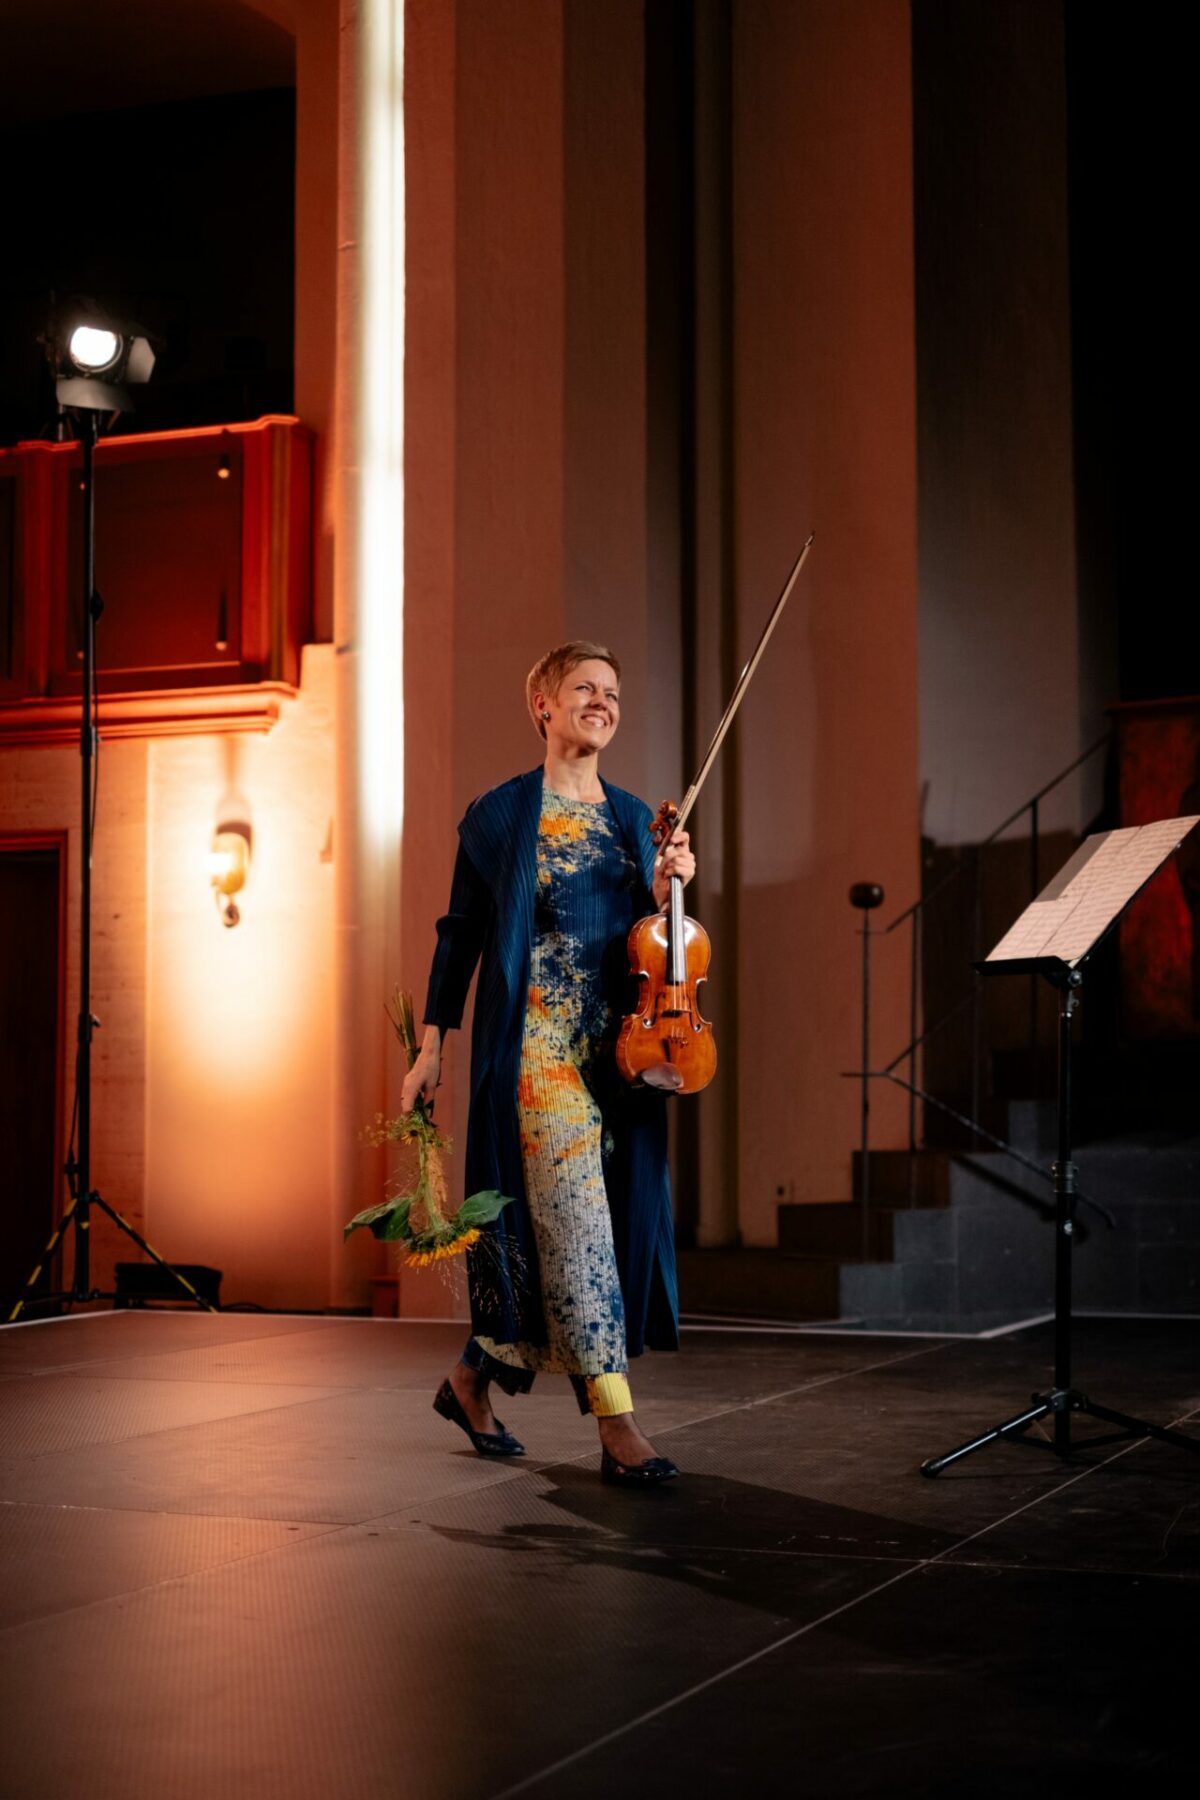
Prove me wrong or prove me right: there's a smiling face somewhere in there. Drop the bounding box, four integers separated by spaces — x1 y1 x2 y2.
537 658 621 754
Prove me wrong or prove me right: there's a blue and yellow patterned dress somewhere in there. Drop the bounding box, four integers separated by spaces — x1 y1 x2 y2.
474 784 640 1415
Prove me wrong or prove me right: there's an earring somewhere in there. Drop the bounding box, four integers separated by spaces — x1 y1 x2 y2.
541 710 551 721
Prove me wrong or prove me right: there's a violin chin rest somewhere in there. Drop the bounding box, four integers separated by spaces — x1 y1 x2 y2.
641 1065 686 1092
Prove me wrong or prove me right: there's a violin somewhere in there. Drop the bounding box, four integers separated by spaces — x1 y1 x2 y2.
616 801 716 1093
614 533 815 1096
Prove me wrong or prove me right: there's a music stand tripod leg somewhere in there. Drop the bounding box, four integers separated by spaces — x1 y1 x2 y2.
922 977 1081 1476
920 1399 1053 1478
922 970 1200 1474
1070 1397 1200 1456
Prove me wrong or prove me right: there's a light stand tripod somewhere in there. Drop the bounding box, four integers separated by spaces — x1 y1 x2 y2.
922 821 1200 1475
9 400 214 1320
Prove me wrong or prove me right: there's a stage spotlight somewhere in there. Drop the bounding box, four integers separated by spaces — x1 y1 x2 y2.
9 296 208 1319
45 299 158 413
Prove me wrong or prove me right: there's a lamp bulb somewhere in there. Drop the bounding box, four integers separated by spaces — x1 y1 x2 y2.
68 326 121 372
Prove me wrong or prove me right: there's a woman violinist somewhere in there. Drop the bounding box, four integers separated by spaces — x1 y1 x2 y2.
402 642 695 1485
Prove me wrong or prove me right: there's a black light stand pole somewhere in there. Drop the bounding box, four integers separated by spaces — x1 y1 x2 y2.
68 410 100 1301
860 906 870 1254
850 883 884 1262
7 407 216 1321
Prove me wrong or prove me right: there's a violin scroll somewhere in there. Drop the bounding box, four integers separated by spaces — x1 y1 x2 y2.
650 799 679 850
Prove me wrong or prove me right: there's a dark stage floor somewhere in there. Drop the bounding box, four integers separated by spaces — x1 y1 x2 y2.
0 1311 1197 1798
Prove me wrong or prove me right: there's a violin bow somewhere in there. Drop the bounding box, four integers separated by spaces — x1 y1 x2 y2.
658 532 815 852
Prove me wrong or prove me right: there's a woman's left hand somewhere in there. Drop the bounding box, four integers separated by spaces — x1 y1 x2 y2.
652 829 695 911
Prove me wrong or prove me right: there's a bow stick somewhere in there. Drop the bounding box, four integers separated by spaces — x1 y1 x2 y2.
657 532 815 855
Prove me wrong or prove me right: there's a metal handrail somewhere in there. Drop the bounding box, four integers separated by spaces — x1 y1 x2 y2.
885 733 1112 936
846 729 1114 1232
893 731 1111 1141
875 1071 1115 1228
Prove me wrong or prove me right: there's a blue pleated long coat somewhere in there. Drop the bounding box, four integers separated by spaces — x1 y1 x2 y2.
423 767 680 1359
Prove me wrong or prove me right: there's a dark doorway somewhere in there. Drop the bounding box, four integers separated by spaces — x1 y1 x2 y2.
0 841 63 1309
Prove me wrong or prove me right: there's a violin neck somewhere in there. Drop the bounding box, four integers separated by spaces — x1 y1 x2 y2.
667 874 686 982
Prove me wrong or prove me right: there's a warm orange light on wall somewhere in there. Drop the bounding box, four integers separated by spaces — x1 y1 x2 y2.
209 821 252 927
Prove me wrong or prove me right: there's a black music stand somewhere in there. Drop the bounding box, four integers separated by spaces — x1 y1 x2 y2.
922 816 1200 1476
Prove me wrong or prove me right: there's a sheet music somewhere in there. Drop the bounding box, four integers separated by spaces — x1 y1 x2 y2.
985 817 1200 968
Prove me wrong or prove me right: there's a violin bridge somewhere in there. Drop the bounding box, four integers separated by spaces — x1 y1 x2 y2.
656 983 689 1020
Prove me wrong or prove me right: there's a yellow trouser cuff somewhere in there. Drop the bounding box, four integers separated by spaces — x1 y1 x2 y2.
586 1372 633 1417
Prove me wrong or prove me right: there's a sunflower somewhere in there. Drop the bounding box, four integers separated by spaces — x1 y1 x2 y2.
344 989 514 1264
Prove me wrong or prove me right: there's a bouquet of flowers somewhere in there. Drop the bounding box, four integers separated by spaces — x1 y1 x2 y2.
344 989 514 1265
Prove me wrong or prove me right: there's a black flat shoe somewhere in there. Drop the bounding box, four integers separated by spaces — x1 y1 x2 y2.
433 1378 525 1457
600 1447 679 1487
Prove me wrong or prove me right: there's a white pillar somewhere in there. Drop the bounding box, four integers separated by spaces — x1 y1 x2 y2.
332 0 406 1306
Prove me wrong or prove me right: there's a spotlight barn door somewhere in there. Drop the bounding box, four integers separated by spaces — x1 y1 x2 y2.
0 840 64 1311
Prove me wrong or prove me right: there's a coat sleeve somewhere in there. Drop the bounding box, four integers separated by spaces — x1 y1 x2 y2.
423 839 493 1030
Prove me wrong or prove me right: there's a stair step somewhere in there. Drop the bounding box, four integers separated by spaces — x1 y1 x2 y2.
849 1150 951 1207
1002 1100 1058 1154
677 1248 843 1321
718 1135 1200 1332
991 1047 1058 1101
777 1202 895 1259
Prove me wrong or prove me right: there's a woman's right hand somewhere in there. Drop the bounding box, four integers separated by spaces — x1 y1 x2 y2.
400 1031 442 1114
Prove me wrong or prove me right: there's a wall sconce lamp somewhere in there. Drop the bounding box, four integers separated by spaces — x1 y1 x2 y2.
209 821 252 928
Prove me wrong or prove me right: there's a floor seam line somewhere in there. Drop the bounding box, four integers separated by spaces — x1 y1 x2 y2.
439 1340 951 1500
484 1400 1200 1799
7 1386 359 1466
361 1522 1200 1582
0 1496 352 1528
1 1320 337 1377
0 1521 352 1639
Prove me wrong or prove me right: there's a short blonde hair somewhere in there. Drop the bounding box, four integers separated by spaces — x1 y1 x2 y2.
526 641 622 740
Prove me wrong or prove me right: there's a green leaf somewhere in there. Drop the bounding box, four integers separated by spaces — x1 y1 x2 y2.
343 1197 398 1239
453 1190 516 1228
374 1202 416 1242
343 1194 414 1243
